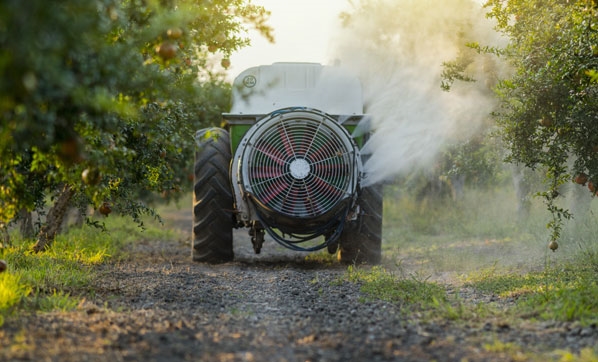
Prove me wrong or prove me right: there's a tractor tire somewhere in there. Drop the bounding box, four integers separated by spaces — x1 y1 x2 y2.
192 128 234 263
338 183 383 264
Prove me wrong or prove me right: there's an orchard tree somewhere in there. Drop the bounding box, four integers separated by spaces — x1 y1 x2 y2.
0 0 273 250
478 0 598 242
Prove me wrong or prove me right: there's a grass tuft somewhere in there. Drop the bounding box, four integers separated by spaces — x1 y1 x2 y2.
346 265 447 308
0 273 32 313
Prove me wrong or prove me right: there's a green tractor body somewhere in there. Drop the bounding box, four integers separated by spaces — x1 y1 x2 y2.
193 63 382 263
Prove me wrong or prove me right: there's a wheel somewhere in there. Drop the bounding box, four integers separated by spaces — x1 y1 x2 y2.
192 128 234 263
338 183 383 264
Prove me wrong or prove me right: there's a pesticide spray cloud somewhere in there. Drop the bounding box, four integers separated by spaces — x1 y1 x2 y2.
332 0 505 186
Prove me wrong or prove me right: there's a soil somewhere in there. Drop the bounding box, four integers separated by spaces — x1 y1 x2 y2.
1 208 597 362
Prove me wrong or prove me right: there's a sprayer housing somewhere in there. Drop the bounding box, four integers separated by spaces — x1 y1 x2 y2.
192 63 382 263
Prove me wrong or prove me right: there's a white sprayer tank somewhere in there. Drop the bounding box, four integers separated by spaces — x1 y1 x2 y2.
229 62 364 115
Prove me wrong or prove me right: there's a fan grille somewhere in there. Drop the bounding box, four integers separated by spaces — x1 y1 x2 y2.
242 110 359 219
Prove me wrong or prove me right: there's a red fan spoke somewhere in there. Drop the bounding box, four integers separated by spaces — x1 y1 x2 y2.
312 162 349 176
290 131 308 157
253 142 286 165
292 179 324 216
277 124 295 158
259 180 288 204
313 175 345 199
251 165 284 178
281 180 301 214
315 151 351 164
303 120 325 158
306 138 339 163
304 139 324 160
304 189 323 216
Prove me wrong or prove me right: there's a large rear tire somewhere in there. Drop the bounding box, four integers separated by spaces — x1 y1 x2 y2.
192 128 234 263
338 183 383 264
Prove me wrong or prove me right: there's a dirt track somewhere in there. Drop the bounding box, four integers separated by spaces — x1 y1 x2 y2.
1 208 597 362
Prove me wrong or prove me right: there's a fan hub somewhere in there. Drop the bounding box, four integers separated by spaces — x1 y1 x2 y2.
289 158 311 180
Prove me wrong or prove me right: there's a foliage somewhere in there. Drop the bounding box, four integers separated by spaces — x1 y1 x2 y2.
0 0 272 245
440 134 507 188
471 0 598 241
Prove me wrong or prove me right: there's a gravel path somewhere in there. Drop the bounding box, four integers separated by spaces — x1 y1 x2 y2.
1 210 597 362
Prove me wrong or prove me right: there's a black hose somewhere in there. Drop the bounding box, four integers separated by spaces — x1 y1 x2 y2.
255 207 349 252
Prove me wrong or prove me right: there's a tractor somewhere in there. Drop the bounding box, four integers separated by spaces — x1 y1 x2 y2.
192 62 382 264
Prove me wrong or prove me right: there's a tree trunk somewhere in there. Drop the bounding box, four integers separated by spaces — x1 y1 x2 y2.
72 208 85 228
33 185 75 252
19 208 35 239
0 225 9 248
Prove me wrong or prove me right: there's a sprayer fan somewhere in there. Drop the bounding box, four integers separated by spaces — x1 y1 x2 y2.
240 108 361 222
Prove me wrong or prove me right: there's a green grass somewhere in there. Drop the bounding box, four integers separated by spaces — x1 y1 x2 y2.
343 265 501 322
343 265 479 321
0 214 175 324
466 250 598 326
346 265 446 306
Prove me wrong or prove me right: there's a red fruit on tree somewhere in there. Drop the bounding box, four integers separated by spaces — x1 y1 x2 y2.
99 202 112 216
156 42 177 60
574 173 588 185
167 28 183 39
588 181 597 195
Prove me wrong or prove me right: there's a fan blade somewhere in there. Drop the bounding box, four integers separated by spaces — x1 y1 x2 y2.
253 142 286 166
251 165 284 179
312 176 344 200
260 180 288 204
277 124 295 158
313 162 349 177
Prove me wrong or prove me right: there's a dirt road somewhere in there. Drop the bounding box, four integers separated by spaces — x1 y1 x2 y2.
1 209 597 361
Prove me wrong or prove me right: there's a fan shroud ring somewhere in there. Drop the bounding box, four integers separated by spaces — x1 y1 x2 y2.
237 108 361 231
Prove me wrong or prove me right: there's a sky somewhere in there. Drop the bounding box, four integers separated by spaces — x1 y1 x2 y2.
228 0 350 77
